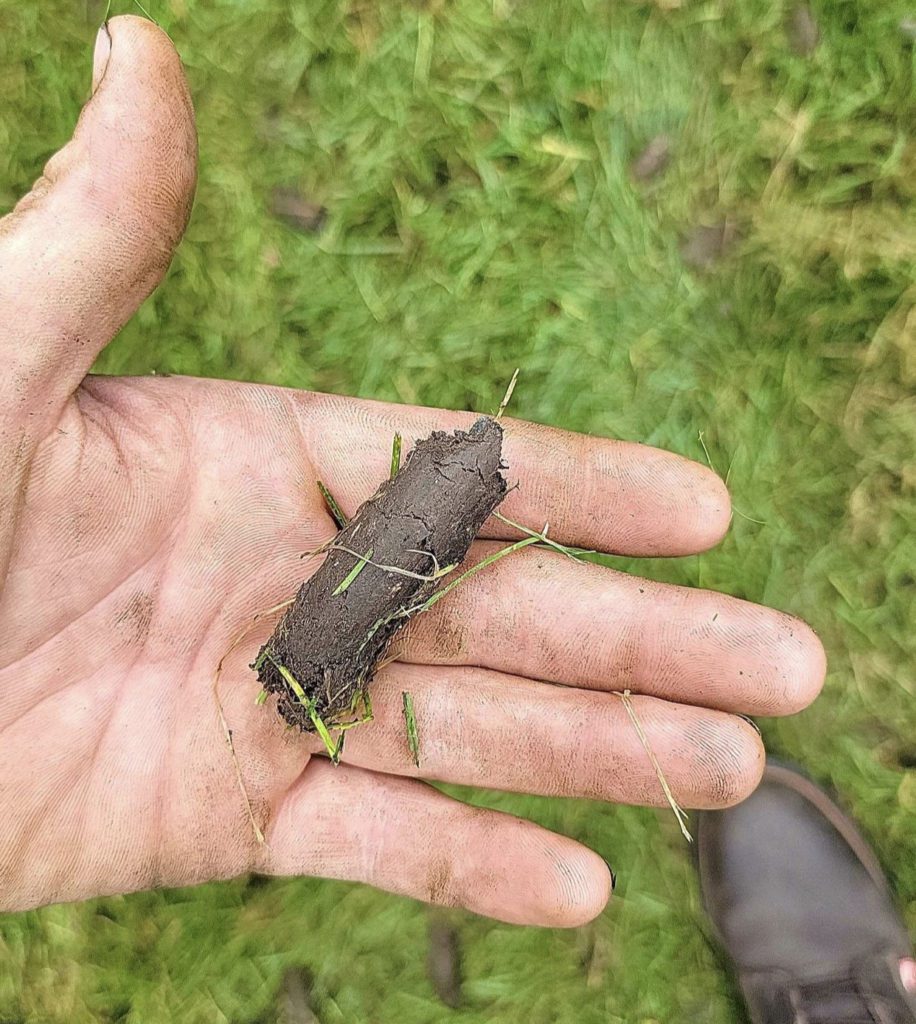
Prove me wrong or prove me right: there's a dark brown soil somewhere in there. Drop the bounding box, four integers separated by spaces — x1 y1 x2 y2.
254 417 507 731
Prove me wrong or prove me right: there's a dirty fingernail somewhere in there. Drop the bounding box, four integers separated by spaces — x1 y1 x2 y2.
92 24 112 92
738 714 761 736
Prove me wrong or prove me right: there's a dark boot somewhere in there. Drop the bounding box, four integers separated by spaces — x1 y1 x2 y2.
696 760 916 1024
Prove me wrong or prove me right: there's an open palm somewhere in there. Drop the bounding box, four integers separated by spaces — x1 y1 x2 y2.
0 18 824 927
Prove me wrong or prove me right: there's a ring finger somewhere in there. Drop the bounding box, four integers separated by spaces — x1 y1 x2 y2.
319 662 765 811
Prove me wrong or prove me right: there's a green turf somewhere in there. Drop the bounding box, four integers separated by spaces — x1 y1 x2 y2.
1 0 914 1020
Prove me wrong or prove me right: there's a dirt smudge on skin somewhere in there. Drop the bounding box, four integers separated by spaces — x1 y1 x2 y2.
114 590 155 645
403 608 471 662
425 857 457 906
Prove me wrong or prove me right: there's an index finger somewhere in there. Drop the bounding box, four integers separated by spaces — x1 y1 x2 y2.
298 392 731 557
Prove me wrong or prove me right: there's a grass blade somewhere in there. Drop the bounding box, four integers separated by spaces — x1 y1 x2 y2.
390 433 402 479
402 691 421 767
317 480 348 529
333 547 373 595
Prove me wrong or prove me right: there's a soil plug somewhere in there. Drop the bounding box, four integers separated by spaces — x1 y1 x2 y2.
253 417 508 749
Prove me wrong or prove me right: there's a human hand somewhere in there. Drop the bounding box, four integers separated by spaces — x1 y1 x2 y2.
0 17 825 927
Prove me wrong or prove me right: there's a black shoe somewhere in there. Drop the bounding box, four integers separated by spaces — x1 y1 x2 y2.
696 760 916 1024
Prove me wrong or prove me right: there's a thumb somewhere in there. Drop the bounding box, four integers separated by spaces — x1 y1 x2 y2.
0 15 196 588
0 15 197 421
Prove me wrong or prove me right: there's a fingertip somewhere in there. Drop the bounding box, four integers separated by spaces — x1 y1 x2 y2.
677 707 766 810
517 830 613 928
730 715 767 804
712 715 767 809
686 463 732 553
92 24 112 92
773 615 828 716
552 845 614 928
105 13 180 55
617 448 732 557
93 18 188 114
95 14 197 163
742 610 827 717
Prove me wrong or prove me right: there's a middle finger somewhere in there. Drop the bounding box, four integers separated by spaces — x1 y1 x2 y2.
399 542 825 717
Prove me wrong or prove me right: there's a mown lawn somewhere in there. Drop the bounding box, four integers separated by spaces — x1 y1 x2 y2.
0 1 913 1020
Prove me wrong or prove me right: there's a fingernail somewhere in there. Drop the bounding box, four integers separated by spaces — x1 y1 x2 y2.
738 714 761 736
604 860 617 893
92 24 112 93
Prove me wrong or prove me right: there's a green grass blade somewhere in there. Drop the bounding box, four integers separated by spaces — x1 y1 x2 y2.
333 547 373 595
419 535 540 612
317 480 348 529
270 657 308 702
390 433 402 479
402 691 420 767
